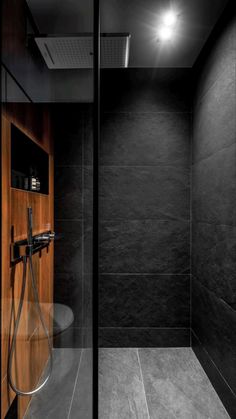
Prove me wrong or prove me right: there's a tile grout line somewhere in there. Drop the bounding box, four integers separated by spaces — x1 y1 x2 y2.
137 349 151 419
67 349 84 419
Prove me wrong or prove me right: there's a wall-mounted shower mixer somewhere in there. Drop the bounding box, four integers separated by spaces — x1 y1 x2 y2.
8 208 54 396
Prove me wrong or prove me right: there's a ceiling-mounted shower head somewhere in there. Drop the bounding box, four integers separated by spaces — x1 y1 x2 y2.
34 34 131 69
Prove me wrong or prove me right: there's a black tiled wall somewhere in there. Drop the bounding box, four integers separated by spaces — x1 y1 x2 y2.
99 69 192 347
192 5 236 416
53 104 93 348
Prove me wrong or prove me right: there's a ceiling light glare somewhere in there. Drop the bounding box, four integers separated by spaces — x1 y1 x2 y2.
162 10 178 27
158 26 174 41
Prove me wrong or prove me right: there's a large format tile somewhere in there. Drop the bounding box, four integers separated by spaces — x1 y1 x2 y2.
101 68 192 112
192 144 236 225
100 166 190 221
54 166 83 220
195 13 236 104
99 274 190 327
53 104 91 167
193 75 236 163
192 277 236 395
101 112 190 166
139 348 229 419
69 349 93 419
25 349 81 419
54 272 83 327
53 326 83 348
83 166 93 219
192 331 236 419
54 220 82 273
192 222 236 307
100 219 190 274
99 348 149 419
99 327 190 348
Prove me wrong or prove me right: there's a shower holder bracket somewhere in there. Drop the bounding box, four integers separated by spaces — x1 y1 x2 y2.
11 231 55 264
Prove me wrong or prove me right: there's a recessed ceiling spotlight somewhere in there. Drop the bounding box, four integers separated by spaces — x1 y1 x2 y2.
158 26 174 41
162 10 178 27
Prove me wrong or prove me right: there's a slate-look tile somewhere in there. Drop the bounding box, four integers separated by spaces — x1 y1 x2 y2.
100 219 190 274
99 274 190 327
99 328 190 348
54 272 83 327
100 166 190 221
54 220 82 273
192 144 236 225
193 75 236 163
83 165 93 219
99 348 149 419
101 68 192 112
139 348 229 419
192 277 236 395
53 105 86 166
25 349 82 419
192 331 236 419
53 327 83 348
101 112 190 166
69 349 93 419
195 15 236 104
54 166 83 220
192 222 236 307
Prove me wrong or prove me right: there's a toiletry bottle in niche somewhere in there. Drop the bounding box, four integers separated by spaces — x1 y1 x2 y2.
35 168 41 192
28 166 37 191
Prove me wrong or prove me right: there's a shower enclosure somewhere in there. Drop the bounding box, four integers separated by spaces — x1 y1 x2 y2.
1 0 96 418
1 0 236 418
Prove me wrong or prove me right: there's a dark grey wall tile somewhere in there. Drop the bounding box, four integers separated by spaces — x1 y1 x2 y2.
99 274 190 328
193 76 236 163
101 112 191 166
55 220 82 273
83 106 94 165
101 69 192 113
53 327 83 348
192 331 236 419
195 14 236 104
192 144 236 225
99 327 190 348
84 166 93 219
192 277 236 395
53 104 92 167
55 133 83 167
192 222 236 307
100 219 190 274
84 220 93 275
83 274 93 330
55 166 83 220
100 166 190 221
54 272 83 327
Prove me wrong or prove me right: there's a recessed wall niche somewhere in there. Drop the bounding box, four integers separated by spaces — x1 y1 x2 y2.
11 124 49 195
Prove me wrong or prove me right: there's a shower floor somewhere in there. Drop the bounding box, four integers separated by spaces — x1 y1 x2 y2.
99 348 229 419
24 348 229 419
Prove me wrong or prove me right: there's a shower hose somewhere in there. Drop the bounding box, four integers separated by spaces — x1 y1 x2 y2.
8 253 53 396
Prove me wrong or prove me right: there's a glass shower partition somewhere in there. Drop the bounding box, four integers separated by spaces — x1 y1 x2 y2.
1 1 96 418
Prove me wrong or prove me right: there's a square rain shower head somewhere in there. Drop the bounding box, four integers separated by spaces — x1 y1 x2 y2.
34 34 131 69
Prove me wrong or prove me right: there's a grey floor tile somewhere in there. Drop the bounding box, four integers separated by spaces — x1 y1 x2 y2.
24 349 82 419
138 348 230 419
69 349 93 419
99 348 149 419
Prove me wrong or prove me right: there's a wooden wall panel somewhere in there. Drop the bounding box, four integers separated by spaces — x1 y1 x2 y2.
1 104 54 419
